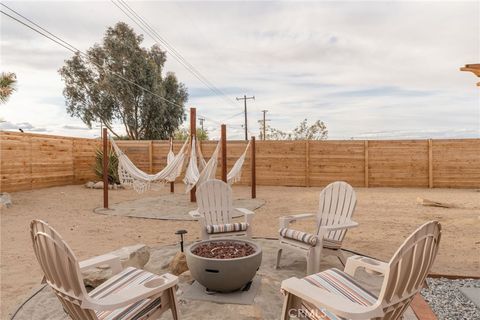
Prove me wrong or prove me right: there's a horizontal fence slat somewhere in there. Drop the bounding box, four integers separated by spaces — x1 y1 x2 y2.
1 131 479 192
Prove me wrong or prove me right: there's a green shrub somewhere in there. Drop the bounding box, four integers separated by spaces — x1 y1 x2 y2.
94 148 120 184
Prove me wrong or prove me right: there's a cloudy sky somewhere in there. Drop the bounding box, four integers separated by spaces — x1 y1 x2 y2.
1 0 479 140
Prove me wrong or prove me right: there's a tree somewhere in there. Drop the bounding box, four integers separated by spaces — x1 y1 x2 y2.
0 72 17 104
174 128 209 141
59 22 188 140
261 119 328 140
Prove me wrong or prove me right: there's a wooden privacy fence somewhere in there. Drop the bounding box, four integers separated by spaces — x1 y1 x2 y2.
1 131 479 192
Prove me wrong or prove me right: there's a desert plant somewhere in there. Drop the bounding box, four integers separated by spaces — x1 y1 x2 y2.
94 147 120 184
0 72 17 104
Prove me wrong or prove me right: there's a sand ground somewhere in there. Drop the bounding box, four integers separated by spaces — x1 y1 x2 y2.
1 184 479 318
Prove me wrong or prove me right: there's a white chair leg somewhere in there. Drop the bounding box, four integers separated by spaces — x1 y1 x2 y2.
276 248 283 269
167 287 180 320
281 292 294 320
336 250 347 266
306 249 317 275
246 226 252 239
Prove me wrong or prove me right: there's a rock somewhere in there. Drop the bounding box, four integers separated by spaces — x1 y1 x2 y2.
111 244 151 269
0 193 12 208
83 265 113 288
82 244 150 288
93 181 104 189
169 252 189 276
178 269 194 284
85 181 95 189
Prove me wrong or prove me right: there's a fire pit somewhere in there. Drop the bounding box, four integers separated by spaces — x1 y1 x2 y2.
186 239 262 292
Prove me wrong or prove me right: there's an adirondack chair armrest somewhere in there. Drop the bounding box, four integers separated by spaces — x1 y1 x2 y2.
235 207 254 216
281 277 383 319
319 220 359 233
89 273 179 311
344 255 389 277
79 253 123 275
279 213 316 228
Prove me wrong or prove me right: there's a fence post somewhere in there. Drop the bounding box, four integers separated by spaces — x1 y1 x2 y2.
149 140 153 173
251 136 256 199
103 128 109 209
190 108 196 202
364 140 369 188
169 139 175 193
221 125 227 183
305 140 310 187
428 139 433 188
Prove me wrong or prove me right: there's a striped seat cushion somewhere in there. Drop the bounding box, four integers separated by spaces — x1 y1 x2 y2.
279 228 318 246
300 268 377 320
279 228 343 249
206 222 249 234
91 267 164 320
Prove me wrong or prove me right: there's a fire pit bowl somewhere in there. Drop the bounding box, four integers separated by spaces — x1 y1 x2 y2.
186 239 262 292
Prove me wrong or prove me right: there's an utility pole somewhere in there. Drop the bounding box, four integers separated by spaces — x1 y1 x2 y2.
261 109 268 140
236 94 255 141
198 117 205 132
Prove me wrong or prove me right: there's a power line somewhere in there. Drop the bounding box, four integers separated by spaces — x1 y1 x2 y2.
0 4 186 110
111 0 240 111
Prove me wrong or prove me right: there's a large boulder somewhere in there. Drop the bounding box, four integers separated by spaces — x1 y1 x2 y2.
93 181 104 189
85 181 95 189
169 252 188 276
82 244 150 288
0 193 12 208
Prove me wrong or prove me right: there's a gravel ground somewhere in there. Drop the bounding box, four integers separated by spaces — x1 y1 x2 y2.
421 278 480 320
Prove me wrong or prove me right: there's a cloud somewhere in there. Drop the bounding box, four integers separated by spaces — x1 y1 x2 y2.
0 1 478 140
62 125 90 130
0 121 48 132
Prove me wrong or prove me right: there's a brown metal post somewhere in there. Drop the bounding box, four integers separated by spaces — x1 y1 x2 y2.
170 138 175 193
190 108 197 202
221 124 227 183
251 136 256 199
102 128 109 209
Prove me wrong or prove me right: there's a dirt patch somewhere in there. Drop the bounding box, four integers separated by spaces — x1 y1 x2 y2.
1 184 479 318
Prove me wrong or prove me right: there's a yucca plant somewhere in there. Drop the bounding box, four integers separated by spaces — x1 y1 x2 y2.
94 147 120 184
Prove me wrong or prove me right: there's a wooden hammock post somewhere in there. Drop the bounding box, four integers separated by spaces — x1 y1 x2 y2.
190 107 197 202
221 124 227 183
170 138 175 193
251 136 256 199
102 128 109 209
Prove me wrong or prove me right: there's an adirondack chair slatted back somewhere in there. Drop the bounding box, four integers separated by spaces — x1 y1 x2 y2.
316 181 356 241
378 221 441 320
31 220 97 320
196 179 233 225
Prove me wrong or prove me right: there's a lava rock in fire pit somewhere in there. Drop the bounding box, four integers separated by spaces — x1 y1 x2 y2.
191 241 256 259
186 239 262 292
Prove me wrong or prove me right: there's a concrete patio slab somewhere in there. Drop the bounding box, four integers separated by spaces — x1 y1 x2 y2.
11 238 418 320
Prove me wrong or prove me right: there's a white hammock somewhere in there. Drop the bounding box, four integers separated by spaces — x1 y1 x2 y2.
167 139 183 179
184 137 221 193
227 141 251 184
111 138 189 193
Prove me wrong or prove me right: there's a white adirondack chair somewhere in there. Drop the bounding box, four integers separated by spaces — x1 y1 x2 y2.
276 181 358 274
193 179 254 240
280 221 442 320
30 220 180 320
